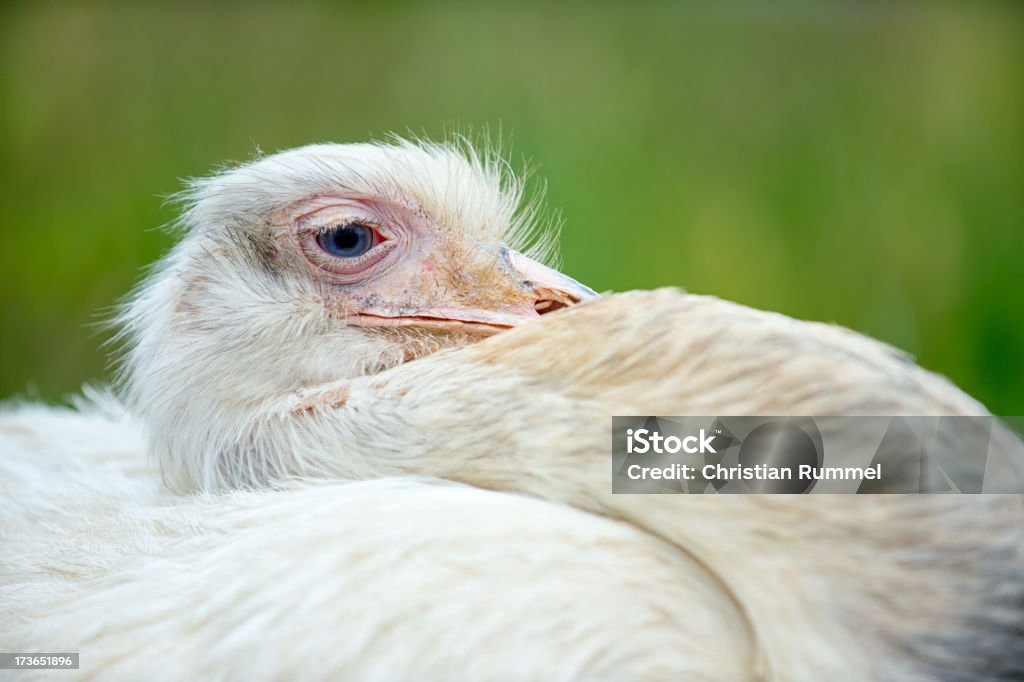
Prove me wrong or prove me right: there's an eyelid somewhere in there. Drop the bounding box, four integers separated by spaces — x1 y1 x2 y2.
292 198 376 222
296 221 396 279
301 212 388 235
301 235 396 276
320 237 395 267
289 199 407 280
314 221 387 247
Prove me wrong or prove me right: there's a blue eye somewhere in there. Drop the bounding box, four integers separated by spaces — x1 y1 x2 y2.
316 223 377 258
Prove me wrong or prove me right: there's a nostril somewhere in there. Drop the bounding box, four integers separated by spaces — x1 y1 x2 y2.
532 285 582 316
535 298 570 315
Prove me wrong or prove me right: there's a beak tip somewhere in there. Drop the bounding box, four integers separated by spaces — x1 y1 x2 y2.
505 248 598 308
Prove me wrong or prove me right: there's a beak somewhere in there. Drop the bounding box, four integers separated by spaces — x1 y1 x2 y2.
350 247 598 333
502 247 598 314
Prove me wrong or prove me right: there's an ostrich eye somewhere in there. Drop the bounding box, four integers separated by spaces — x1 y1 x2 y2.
316 223 378 258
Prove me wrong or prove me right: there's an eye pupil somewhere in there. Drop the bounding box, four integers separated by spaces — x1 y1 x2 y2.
317 223 375 258
334 229 359 250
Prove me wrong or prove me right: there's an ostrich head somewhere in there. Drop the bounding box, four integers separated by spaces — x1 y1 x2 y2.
116 139 594 487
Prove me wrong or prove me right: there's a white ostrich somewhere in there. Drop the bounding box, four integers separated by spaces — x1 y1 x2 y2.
2 138 1022 681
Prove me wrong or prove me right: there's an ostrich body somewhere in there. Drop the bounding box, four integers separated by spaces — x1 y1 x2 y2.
1 395 746 681
3 139 1023 681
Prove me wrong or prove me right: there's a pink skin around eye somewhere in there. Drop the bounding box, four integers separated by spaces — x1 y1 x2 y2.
290 199 404 281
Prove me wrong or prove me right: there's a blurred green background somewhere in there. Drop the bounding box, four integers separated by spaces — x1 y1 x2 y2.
2 2 1021 412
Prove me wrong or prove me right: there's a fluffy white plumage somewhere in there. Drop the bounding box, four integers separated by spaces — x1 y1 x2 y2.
1 393 750 681
3 138 1023 681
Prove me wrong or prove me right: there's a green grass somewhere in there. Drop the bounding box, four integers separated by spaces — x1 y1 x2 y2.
2 2 1022 412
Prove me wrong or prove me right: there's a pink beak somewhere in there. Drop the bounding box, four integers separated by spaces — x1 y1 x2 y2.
351 248 598 332
504 248 598 314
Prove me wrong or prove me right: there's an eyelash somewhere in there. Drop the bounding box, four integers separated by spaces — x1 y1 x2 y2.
314 220 382 240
